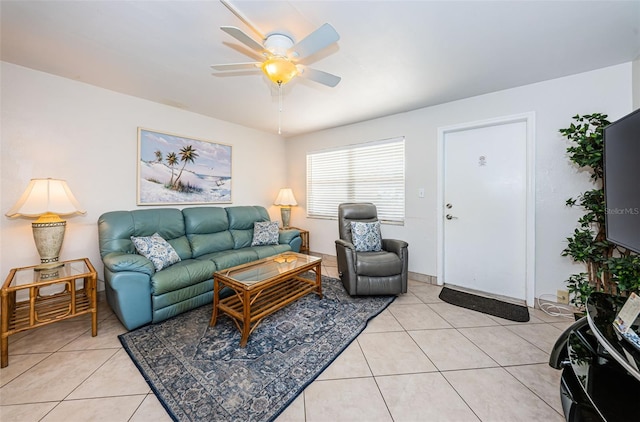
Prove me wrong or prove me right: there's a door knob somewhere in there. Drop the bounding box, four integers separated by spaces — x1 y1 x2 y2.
446 214 458 220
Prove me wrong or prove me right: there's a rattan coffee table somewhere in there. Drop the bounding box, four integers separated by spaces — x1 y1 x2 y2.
210 252 322 347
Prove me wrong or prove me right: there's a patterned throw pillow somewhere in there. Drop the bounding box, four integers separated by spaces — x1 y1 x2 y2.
131 232 181 271
350 221 383 252
251 221 280 246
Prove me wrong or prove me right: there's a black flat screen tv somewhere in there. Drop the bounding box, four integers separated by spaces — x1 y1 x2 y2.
604 108 640 253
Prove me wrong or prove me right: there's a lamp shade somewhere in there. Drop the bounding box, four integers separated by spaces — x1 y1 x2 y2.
5 178 86 218
274 188 298 206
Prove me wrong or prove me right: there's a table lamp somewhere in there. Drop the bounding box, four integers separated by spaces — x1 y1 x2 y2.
5 178 86 270
274 188 297 229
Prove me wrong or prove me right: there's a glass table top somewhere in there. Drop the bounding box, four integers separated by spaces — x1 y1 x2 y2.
217 253 321 286
6 259 92 288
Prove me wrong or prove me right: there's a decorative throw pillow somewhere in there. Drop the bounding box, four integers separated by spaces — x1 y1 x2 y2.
350 221 383 252
131 232 181 271
251 221 280 246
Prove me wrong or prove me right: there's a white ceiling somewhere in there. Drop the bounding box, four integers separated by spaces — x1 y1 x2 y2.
2 1 639 137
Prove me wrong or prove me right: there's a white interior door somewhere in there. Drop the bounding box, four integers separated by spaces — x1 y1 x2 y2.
442 120 528 301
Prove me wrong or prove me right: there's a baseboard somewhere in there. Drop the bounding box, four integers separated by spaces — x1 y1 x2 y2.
408 272 437 285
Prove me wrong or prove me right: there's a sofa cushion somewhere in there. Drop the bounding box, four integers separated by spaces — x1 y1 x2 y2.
166 236 192 260
189 231 235 258
183 207 235 257
251 244 292 259
98 208 190 258
131 208 187 240
150 258 217 295
199 248 259 271
227 206 270 229
131 233 181 271
350 221 383 252
251 221 280 246
183 207 229 234
227 206 270 249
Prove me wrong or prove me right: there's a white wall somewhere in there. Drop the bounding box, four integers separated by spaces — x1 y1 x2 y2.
0 62 287 284
2 61 634 301
286 63 634 300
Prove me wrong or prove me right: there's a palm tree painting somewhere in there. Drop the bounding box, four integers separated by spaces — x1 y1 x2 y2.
137 128 232 205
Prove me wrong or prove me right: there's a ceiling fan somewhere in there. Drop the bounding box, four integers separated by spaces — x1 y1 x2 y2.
211 0 341 88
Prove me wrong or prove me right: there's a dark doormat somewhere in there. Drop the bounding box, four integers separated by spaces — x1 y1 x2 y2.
439 286 530 322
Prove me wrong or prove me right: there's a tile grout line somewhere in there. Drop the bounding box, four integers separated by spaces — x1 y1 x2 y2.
502 365 565 418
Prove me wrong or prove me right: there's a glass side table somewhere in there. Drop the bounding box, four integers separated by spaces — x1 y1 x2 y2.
1 258 98 367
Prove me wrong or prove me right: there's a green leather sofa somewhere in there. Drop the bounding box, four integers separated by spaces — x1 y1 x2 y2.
98 206 301 330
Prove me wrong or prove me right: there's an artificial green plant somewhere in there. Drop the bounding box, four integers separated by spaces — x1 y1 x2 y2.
560 113 640 309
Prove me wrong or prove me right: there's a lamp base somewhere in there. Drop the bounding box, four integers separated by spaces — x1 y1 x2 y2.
280 206 292 229
32 218 66 271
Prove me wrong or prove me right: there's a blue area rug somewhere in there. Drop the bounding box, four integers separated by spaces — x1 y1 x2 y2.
119 275 395 421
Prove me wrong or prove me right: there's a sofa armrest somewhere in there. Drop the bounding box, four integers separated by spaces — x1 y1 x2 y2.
278 228 300 245
102 252 155 276
104 269 153 330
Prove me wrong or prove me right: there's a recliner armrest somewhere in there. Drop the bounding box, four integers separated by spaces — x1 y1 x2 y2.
382 238 408 255
335 239 356 250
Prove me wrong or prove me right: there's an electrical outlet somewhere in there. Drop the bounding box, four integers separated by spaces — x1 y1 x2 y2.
557 289 569 304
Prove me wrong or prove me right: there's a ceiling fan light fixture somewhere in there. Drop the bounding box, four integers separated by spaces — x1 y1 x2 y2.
261 57 298 85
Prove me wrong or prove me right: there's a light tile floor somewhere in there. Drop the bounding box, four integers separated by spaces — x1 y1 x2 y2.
0 256 572 421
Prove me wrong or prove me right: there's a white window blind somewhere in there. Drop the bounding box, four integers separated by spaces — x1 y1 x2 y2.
306 137 405 224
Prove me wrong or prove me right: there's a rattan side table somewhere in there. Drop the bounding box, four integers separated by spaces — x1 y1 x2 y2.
1 258 98 367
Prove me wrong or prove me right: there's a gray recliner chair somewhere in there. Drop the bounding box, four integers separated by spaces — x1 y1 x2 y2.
335 203 408 295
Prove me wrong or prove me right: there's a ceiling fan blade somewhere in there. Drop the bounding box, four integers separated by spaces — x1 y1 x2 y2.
298 66 341 87
211 62 261 71
221 26 265 53
219 0 265 40
289 23 340 60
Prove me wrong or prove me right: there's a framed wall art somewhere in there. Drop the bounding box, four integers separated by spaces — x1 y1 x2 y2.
137 128 232 205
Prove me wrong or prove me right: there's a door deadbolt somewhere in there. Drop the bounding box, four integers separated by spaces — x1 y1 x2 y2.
446 203 453 209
